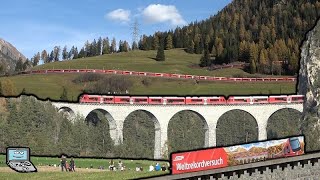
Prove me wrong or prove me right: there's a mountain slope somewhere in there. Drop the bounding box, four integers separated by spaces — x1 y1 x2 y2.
138 0 320 75
0 38 26 72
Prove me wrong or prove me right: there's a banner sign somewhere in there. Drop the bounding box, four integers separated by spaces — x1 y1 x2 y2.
171 136 304 174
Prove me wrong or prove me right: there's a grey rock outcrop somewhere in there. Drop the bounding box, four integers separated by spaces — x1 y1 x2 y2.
298 18 320 115
0 38 26 72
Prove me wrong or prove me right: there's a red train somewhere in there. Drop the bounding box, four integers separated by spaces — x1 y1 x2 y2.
24 69 297 82
79 94 304 105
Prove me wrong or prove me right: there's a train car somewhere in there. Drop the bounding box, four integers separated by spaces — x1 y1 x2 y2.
162 73 171 77
155 73 163 77
199 76 208 80
131 71 139 75
95 69 104 73
122 71 132 75
206 96 227 104
227 96 252 104
114 96 131 104
228 78 242 82
164 97 186 105
170 74 181 78
148 97 165 104
80 94 102 103
146 72 156 76
185 97 205 105
101 96 115 104
288 95 304 103
131 96 149 104
64 69 79 73
105 70 116 74
185 75 194 79
242 78 252 82
171 136 304 175
251 96 269 104
138 72 147 76
268 95 288 103
114 70 123 74
287 78 296 81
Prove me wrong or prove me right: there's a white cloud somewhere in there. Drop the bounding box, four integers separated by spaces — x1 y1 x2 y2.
105 9 131 23
142 4 186 26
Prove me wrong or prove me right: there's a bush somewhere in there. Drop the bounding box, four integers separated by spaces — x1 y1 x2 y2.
73 73 103 84
84 76 133 94
141 78 151 86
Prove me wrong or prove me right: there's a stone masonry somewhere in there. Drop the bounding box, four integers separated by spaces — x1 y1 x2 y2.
52 102 303 159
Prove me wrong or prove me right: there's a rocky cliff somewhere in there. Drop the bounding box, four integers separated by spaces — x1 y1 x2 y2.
298 18 320 151
0 38 26 72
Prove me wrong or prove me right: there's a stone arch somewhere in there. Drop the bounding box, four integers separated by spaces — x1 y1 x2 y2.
58 107 75 120
267 108 302 139
167 110 209 154
122 109 160 159
216 109 258 147
85 109 117 144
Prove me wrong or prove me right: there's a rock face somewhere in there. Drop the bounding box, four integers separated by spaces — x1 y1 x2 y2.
0 38 26 72
298 19 320 115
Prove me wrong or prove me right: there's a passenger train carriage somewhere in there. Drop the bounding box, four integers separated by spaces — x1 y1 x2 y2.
79 94 304 105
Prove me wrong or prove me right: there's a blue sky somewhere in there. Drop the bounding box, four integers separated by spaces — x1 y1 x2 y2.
0 0 231 59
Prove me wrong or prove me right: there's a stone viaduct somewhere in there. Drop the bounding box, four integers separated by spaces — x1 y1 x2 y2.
52 102 303 159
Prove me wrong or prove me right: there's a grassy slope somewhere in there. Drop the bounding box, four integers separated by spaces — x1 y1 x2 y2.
0 74 296 101
0 155 168 179
33 49 285 78
0 49 297 100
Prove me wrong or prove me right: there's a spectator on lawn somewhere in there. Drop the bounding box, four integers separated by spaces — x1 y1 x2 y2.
118 161 123 169
70 157 75 172
161 164 166 171
109 160 115 171
136 167 140 171
60 155 67 172
155 163 161 171
149 164 154 171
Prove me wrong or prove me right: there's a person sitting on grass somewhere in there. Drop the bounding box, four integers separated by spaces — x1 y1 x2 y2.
155 163 161 171
149 164 154 171
161 164 166 171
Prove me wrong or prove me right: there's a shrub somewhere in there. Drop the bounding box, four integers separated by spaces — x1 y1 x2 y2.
72 73 103 84
84 76 133 94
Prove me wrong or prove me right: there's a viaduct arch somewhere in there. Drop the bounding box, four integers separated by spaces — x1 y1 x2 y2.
52 103 303 159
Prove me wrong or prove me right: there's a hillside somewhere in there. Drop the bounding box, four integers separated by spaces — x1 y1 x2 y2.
0 38 26 73
137 0 320 75
33 49 289 78
0 73 295 101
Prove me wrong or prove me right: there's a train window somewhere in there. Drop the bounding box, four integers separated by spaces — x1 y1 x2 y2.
209 99 218 102
120 98 130 102
104 98 113 101
151 99 161 102
275 98 286 101
191 99 203 102
167 99 184 103
89 97 98 101
134 99 147 102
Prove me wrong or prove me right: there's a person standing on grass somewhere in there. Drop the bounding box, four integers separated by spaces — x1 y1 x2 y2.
60 155 67 172
70 157 75 172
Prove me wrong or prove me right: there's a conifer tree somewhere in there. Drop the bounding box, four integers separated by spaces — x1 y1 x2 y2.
60 86 68 101
156 38 165 61
166 34 173 50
